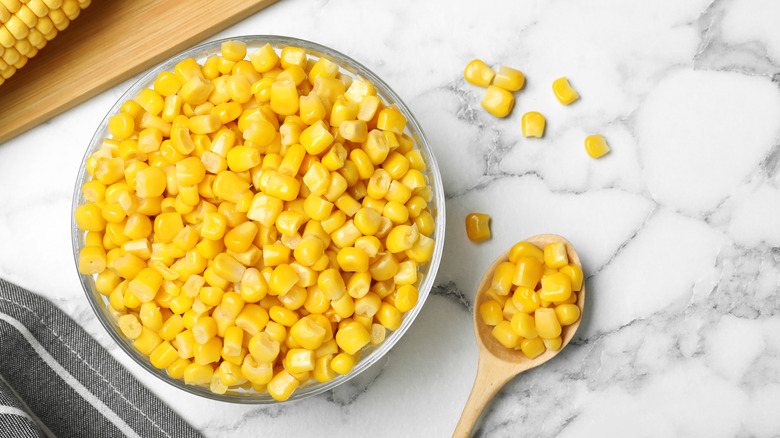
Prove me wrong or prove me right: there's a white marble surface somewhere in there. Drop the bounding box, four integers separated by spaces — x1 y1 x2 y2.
2 0 780 436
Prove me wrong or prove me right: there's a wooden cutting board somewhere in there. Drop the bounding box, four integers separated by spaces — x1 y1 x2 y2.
0 0 278 144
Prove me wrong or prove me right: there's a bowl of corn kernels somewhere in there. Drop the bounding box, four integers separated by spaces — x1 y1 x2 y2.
71 35 445 403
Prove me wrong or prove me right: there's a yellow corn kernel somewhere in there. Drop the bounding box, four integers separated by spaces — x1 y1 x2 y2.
287 236 323 269
312 354 335 383
521 111 545 138
174 330 197 358
188 114 220 135
149 341 179 369
552 77 579 105
391 284 416 313
211 252 245 284
464 59 495 87
492 65 525 91
180 75 214 106
193 337 222 365
247 43 278 72
258 245 288 269
108 112 134 140
329 97 357 128
134 166 166 198
301 161 330 197
323 171 348 202
327 352 355 376
216 325 243 357
509 288 537 314
76 245 105 274
248 331 280 362
265 171 301 202
376 302 402 331
153 71 181 96
520 337 546 359
555 303 580 327
269 264 299 296
511 312 537 339
491 320 519 349
481 85 514 118
183 362 213 385
289 316 326 350
198 212 226 241
386 225 419 254
584 134 610 158
338 120 368 143
117 314 142 339
513 256 543 289
139 302 163 331
233 304 269 337
133 327 162 355
127 267 162 303
278 46 306 70
405 233 434 263
247 193 284 228
559 263 583 292
508 242 543 265
542 337 562 351
298 92 326 125
479 300 503 326
540 272 572 303
465 212 491 242
543 242 569 269
322 143 347 172
191 315 217 344
300 120 334 155
277 143 305 176
375 108 405 136
317 268 346 300
535 307 562 339
134 89 164 116
211 171 249 205
489 261 516 296
334 320 370 355
300 195 332 223
241 354 273 385
274 211 305 237
267 369 299 401
75 204 106 232
362 130 390 165
169 293 194 315
367 251 397 282
270 79 299 116
159 314 184 341
94 157 125 185
284 348 315 375
332 247 367 273
167 358 191 380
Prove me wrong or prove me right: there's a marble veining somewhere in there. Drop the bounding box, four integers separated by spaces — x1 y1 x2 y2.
2 0 780 436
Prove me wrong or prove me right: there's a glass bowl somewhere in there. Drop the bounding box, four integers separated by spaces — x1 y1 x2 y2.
71 35 446 403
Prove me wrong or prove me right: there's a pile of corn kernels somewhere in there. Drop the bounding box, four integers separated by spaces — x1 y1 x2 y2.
75 41 435 401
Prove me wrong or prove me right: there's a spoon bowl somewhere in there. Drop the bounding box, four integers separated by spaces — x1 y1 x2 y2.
453 234 585 437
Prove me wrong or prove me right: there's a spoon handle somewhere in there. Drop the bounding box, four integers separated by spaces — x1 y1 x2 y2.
453 354 520 438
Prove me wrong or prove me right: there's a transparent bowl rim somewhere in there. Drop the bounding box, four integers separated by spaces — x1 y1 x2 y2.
71 35 446 404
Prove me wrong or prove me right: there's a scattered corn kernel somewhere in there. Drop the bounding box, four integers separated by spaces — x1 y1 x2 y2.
552 77 579 105
464 59 495 87
465 213 490 242
521 111 545 138
481 85 514 118
584 134 610 158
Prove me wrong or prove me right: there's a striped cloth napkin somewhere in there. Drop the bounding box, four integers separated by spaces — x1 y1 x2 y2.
0 278 201 438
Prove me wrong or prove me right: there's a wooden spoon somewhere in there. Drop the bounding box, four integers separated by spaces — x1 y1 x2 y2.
453 234 585 437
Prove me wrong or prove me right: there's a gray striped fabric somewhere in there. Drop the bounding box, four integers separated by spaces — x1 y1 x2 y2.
0 279 202 438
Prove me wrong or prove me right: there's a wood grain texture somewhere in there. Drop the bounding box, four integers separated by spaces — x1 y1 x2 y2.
0 0 278 144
